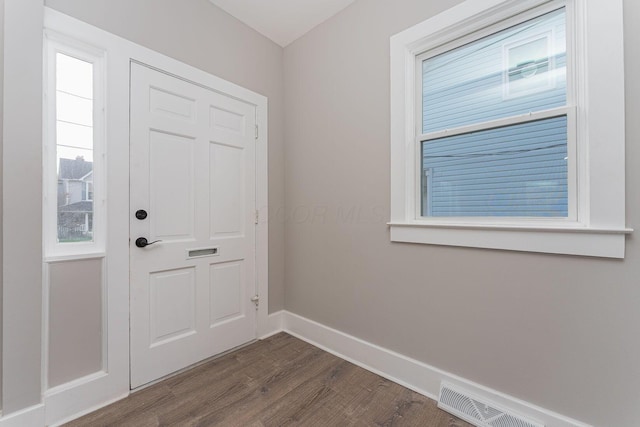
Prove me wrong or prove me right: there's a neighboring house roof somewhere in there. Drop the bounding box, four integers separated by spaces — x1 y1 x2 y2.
59 157 93 180
58 201 93 213
80 170 93 181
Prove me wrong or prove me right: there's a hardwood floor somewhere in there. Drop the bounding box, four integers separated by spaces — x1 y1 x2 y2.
65 333 472 427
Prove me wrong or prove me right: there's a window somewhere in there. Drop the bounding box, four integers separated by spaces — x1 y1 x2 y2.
44 33 105 256
390 0 630 258
83 180 94 201
420 8 568 218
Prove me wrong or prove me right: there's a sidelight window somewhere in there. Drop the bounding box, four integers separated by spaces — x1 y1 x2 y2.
45 34 105 256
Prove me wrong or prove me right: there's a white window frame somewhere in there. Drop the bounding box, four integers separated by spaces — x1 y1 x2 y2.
83 177 94 201
44 32 106 258
390 0 631 258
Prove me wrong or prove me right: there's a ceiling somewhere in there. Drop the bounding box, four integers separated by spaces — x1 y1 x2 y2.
209 0 356 47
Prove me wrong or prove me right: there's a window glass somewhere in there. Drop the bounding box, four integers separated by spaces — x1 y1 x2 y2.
421 116 568 217
55 53 94 243
55 52 93 98
422 8 566 133
420 8 569 218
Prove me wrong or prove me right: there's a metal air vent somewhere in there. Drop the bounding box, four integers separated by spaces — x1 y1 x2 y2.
438 383 544 427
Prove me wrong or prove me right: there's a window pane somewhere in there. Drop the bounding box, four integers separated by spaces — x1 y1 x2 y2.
56 53 94 243
57 121 93 151
422 8 566 133
56 53 93 98
421 116 568 217
57 146 93 164
56 91 93 127
57 154 94 242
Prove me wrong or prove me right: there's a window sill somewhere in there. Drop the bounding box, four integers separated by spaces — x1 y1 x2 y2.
388 222 632 258
44 252 106 263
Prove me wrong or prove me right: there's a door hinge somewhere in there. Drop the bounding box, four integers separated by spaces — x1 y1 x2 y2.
250 294 259 308
255 210 259 225
255 124 259 140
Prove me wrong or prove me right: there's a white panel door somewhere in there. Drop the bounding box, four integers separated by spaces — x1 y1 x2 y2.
130 62 257 388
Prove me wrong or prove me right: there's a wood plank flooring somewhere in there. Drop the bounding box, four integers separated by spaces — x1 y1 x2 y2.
65 333 472 427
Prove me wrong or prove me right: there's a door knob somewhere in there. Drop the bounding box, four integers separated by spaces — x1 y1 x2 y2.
135 237 162 248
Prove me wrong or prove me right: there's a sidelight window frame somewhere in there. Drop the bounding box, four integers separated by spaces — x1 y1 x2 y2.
44 32 107 258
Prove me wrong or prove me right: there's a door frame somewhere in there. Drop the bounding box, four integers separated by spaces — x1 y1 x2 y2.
38 7 269 425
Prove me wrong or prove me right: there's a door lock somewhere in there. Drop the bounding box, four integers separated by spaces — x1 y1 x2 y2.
135 209 148 220
135 237 162 248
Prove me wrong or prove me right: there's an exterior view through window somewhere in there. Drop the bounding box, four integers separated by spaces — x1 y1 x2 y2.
420 8 568 217
55 53 95 242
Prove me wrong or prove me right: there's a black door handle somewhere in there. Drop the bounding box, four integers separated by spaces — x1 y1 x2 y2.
135 237 162 248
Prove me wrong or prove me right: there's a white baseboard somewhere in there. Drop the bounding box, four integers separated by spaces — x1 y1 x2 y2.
43 367 129 426
2 311 590 427
280 310 591 427
260 309 285 339
0 404 45 427
48 393 128 427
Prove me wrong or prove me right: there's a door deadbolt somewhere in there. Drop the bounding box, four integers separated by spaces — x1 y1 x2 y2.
135 209 148 220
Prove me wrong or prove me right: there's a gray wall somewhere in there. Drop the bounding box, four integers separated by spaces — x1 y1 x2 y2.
0 0 4 410
45 0 286 313
48 259 103 388
283 1 640 426
2 0 43 413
